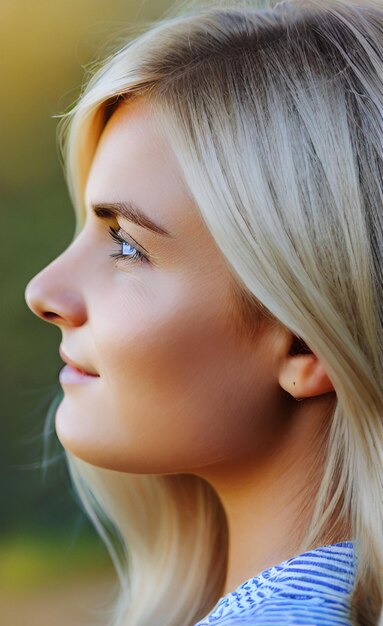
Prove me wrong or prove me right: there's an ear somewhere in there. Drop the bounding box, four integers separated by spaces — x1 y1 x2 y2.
278 334 335 400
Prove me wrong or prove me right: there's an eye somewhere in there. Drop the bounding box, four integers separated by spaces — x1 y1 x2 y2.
108 226 147 265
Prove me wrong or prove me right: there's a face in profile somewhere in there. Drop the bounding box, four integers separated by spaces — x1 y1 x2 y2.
24 97 290 476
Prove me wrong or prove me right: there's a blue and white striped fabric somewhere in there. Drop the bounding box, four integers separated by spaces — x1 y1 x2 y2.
193 541 356 625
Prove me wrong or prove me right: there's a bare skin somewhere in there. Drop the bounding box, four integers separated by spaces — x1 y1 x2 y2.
25 97 349 597
200 393 340 595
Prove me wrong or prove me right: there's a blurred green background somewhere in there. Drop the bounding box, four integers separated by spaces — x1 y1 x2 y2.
2 1 173 623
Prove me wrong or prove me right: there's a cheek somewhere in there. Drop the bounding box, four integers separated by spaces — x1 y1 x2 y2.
75 274 233 465
95 263 230 376
96 271 234 410
56 269 280 473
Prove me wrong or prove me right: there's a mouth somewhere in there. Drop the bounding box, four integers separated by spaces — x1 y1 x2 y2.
59 346 100 378
59 364 100 385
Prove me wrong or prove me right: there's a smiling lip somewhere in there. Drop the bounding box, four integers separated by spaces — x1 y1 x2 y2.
59 364 100 385
59 346 99 377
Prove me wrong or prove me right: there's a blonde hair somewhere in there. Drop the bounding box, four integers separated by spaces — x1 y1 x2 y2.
46 0 383 623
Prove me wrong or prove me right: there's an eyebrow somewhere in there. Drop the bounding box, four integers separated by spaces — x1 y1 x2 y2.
90 201 173 238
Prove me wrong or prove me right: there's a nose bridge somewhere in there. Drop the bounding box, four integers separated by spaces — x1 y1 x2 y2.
24 236 88 327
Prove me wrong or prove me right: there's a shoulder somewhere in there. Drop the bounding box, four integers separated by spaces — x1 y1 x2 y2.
195 595 353 626
210 597 352 625
193 542 356 626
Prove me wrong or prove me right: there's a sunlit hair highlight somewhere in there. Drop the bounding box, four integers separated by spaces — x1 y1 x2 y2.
49 0 383 624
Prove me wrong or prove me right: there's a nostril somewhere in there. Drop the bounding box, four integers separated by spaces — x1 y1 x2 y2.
43 312 60 321
24 282 87 327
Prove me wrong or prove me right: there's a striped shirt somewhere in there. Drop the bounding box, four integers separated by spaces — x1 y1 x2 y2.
193 541 356 625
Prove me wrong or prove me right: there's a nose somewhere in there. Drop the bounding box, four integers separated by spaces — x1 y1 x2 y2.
25 264 87 328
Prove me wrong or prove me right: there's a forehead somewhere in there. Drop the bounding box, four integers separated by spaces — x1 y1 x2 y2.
98 97 169 159
84 98 193 232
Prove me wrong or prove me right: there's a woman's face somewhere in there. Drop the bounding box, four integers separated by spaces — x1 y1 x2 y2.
25 97 289 475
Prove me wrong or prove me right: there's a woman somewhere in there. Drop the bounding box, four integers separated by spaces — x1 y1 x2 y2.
24 0 383 624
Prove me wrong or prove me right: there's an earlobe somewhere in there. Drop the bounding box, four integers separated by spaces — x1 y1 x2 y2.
279 335 335 401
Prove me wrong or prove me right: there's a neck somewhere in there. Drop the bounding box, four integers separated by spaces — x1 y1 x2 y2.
194 396 351 597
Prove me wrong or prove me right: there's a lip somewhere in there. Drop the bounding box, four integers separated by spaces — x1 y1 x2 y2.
59 364 100 385
59 346 100 377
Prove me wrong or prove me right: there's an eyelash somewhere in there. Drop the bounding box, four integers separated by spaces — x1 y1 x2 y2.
108 226 147 265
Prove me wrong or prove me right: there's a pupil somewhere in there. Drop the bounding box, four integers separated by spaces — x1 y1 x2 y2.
122 242 135 256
